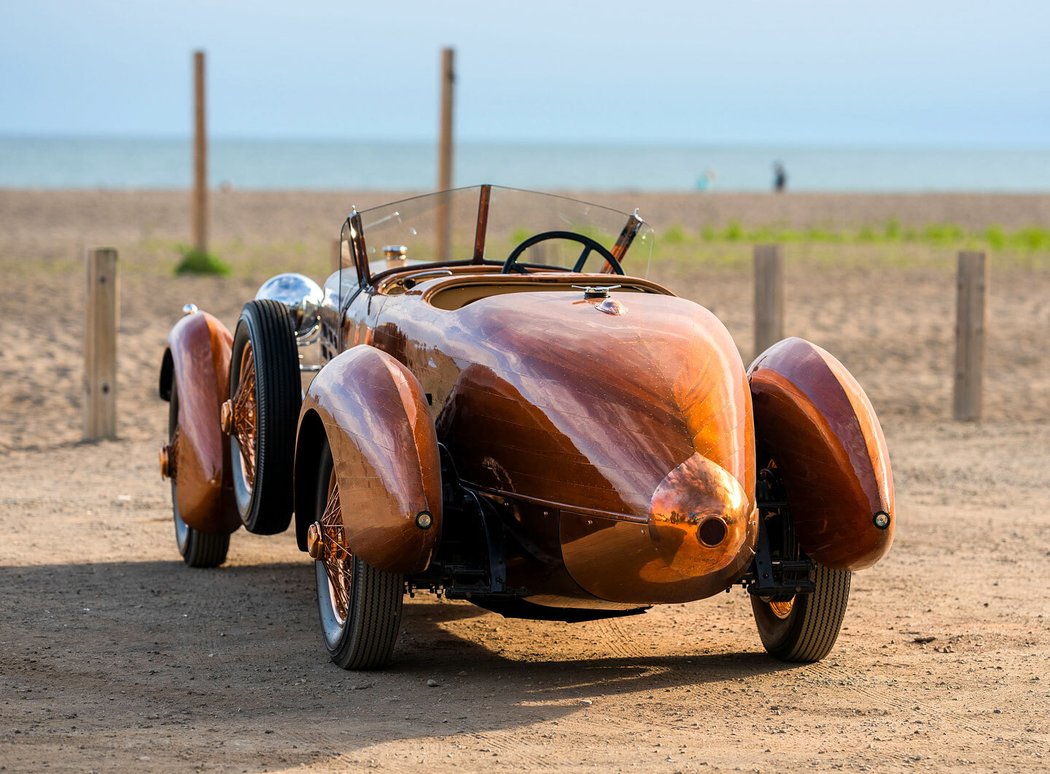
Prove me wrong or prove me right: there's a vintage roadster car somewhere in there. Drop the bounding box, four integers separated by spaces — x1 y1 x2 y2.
159 185 894 670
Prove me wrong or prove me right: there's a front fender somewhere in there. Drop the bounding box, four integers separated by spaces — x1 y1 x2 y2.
295 346 441 574
749 337 894 570
161 311 239 535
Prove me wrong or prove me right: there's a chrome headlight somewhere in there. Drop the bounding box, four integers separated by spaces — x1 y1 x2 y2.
255 273 324 340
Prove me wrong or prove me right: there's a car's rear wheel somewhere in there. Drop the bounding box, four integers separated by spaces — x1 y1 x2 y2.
751 461 851 662
228 299 301 534
751 562 851 662
313 443 404 670
168 379 230 568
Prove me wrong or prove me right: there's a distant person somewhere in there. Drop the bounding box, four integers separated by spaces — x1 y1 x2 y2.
773 162 787 193
695 168 717 192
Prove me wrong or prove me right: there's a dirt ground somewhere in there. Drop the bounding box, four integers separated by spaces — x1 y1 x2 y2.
1 190 1048 772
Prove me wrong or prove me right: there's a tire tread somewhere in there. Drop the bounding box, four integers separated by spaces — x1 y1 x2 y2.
231 300 301 534
181 531 230 568
752 564 851 663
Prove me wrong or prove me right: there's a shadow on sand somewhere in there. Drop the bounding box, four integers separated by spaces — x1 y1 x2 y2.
0 558 793 769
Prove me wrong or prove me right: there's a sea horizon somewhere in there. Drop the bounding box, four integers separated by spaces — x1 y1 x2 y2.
3 135 1049 193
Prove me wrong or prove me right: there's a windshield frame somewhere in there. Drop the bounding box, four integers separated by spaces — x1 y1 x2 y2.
343 184 647 291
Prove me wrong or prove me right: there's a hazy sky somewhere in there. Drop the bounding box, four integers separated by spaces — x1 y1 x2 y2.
2 0 1047 147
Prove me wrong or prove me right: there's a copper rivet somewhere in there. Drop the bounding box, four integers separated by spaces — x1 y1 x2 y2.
220 399 234 434
873 511 891 530
415 511 433 529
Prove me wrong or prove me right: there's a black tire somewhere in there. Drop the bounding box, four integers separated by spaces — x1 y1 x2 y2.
313 443 404 670
169 379 230 568
229 299 301 534
751 563 851 662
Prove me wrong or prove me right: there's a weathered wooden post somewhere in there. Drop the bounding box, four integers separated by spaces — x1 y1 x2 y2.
754 244 784 357
84 248 119 440
436 47 455 261
192 50 208 254
953 251 988 421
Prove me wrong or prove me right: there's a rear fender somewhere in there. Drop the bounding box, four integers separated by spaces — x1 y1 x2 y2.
161 310 239 535
295 345 441 574
748 337 894 570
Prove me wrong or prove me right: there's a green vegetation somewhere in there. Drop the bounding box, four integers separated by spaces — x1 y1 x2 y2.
175 246 231 276
662 224 688 244
510 227 531 244
657 221 1050 253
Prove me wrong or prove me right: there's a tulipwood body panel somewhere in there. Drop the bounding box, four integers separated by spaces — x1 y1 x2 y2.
163 312 239 535
300 345 442 574
365 274 757 605
748 337 894 570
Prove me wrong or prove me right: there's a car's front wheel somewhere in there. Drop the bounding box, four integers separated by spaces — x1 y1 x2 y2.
228 299 301 534
312 442 404 670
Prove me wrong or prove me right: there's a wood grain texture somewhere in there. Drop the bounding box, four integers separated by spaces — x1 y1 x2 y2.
749 337 894 570
301 345 441 574
166 311 239 535
369 276 757 603
436 48 455 261
192 51 208 253
954 251 987 421
84 248 118 440
753 244 784 358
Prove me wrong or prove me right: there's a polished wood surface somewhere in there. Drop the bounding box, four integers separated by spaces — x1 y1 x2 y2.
166 311 239 535
299 345 442 574
749 337 894 570
369 278 757 604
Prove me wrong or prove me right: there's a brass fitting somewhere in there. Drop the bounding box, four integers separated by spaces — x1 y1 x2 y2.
159 445 173 480
220 399 234 434
306 522 323 559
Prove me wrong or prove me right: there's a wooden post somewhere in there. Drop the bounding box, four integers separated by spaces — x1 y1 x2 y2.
436 47 455 261
754 244 784 357
84 248 118 440
953 251 988 421
192 50 208 254
437 47 455 193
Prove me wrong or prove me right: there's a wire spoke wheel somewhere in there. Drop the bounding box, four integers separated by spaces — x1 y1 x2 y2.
319 472 352 626
313 442 404 670
229 299 300 534
231 344 258 490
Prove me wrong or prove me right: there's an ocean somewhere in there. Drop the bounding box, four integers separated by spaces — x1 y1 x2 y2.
1 136 1048 192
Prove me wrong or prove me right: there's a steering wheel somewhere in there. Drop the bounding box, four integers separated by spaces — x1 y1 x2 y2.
501 230 625 275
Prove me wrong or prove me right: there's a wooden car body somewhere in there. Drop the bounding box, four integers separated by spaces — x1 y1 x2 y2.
161 184 894 638
293 186 892 619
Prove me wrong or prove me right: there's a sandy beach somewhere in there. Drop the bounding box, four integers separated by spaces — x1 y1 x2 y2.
1 189 1048 771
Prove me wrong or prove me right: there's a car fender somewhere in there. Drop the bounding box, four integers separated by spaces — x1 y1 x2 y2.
748 337 894 570
159 310 240 535
295 345 441 574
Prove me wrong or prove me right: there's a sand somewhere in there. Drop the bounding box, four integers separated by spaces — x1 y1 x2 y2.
0 189 1048 771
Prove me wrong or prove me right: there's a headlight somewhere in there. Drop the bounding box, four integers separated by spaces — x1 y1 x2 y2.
255 273 324 340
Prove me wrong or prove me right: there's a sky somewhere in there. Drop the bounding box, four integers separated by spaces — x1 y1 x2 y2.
1 0 1048 147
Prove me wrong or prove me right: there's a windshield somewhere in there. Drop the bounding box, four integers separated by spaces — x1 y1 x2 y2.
339 185 654 300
